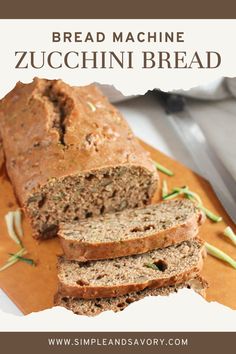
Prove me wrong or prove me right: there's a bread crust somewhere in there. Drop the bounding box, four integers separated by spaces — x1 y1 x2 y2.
54 276 208 316
57 241 205 299
0 78 158 206
59 209 204 261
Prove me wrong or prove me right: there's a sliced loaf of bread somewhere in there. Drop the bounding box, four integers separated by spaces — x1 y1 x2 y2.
59 199 204 261
57 240 205 299
0 79 158 239
54 276 207 316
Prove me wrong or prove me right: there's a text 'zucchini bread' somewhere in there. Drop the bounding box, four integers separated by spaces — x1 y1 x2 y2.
0 78 158 239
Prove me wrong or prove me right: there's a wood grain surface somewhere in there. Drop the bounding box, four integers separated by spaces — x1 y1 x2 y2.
0 140 235 314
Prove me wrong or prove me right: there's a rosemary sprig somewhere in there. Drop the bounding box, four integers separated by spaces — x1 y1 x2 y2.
224 227 236 246
154 161 174 176
205 242 236 269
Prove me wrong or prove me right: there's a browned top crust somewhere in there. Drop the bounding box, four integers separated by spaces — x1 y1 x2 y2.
0 78 157 205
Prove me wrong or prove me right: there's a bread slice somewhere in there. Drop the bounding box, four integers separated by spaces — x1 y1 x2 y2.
54 276 207 316
57 240 205 299
59 199 204 262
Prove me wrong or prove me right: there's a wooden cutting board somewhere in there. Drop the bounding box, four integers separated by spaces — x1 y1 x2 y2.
0 140 235 315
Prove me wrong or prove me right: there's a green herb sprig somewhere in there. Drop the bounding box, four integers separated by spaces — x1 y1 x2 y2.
223 227 236 246
0 210 36 272
163 186 189 201
198 205 222 223
205 242 236 269
154 161 174 176
0 248 26 272
162 183 222 223
9 253 36 266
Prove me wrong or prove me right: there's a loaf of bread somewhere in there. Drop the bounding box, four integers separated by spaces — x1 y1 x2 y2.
0 78 158 239
57 240 205 299
54 276 207 316
59 199 204 261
